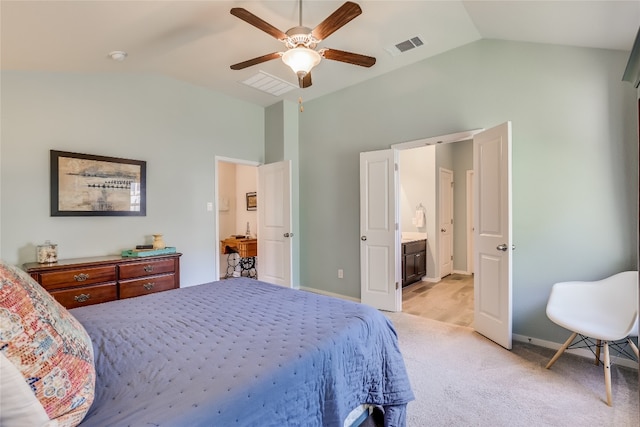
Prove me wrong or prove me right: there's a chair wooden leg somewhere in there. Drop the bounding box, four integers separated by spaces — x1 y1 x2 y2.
628 338 639 359
594 339 601 365
604 341 612 406
546 332 577 369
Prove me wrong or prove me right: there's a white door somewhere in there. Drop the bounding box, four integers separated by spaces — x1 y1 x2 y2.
474 122 513 349
257 160 292 287
466 170 475 274
359 149 401 312
439 168 453 277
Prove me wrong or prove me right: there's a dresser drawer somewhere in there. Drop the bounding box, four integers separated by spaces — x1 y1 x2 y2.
50 283 117 309
24 253 181 309
39 265 117 291
119 274 177 299
119 258 176 280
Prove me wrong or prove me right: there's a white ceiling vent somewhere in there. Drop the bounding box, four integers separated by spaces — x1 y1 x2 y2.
241 71 297 96
385 35 425 57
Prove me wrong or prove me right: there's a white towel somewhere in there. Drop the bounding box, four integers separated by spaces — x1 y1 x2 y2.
415 210 424 227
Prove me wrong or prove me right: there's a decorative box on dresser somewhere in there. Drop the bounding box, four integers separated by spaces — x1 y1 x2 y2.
23 253 181 309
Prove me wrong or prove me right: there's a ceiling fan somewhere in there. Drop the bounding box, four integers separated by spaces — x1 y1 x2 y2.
230 1 376 88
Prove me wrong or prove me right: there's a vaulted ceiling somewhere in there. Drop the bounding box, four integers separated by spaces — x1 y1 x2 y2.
2 1 638 107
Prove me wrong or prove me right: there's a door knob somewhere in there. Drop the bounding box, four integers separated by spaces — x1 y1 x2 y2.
496 244 508 251
361 236 367 241
283 233 294 238
441 228 446 232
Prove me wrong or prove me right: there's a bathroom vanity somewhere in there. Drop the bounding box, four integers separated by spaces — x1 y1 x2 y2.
401 234 427 287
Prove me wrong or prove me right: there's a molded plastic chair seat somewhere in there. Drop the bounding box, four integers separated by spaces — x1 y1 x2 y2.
545 271 639 406
546 271 639 341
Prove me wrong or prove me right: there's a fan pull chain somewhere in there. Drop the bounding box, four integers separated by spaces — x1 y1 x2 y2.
298 97 304 112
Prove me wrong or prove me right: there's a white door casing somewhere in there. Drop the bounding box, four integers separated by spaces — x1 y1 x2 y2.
473 122 513 349
359 149 401 312
257 160 292 287
439 168 453 278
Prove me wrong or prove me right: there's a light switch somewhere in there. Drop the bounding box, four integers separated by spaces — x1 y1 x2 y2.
206 202 213 211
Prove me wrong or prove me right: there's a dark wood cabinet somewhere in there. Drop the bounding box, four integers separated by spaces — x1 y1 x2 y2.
402 240 426 287
24 253 181 309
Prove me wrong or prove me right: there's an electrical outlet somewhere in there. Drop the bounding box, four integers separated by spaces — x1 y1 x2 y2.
206 202 213 211
338 269 344 279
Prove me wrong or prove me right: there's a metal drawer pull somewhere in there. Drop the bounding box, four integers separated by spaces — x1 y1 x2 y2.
143 265 154 273
74 293 90 303
143 283 155 290
74 273 89 282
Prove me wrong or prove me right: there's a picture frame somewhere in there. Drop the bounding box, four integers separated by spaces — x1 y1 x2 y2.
246 192 257 211
50 150 146 216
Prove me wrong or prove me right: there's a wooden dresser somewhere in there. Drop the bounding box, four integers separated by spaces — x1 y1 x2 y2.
23 253 181 309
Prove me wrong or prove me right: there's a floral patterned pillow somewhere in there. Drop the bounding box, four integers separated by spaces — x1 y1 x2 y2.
0 260 95 427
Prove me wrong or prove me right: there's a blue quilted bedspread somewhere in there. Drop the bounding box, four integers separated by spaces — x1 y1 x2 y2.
71 278 414 426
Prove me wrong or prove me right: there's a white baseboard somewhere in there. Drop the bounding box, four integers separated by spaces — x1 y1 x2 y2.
422 271 472 283
299 286 360 303
513 334 638 370
452 269 472 275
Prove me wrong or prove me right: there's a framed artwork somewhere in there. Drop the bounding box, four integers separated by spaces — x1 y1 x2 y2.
50 150 146 216
246 192 257 211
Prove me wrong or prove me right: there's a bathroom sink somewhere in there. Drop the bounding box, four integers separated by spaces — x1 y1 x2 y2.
401 232 427 243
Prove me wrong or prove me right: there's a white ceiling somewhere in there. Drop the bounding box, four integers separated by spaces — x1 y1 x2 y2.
2 1 639 107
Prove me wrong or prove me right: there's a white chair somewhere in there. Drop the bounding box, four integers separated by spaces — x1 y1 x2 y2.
545 271 639 406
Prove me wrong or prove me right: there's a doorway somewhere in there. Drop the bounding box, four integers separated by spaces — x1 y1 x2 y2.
397 140 474 327
215 157 295 287
214 157 259 281
361 123 513 348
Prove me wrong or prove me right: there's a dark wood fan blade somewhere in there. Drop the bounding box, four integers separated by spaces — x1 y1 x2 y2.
230 52 281 70
230 8 287 41
322 48 376 67
311 2 362 41
299 73 312 89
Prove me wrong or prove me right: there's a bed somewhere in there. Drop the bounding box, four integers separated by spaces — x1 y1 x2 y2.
0 260 414 427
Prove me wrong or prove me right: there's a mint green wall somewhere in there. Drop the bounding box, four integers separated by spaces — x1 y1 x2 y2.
0 72 264 287
299 40 638 342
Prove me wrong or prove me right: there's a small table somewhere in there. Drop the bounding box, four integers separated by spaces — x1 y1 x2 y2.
221 237 257 279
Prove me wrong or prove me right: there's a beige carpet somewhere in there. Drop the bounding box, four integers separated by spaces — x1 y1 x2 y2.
385 311 639 427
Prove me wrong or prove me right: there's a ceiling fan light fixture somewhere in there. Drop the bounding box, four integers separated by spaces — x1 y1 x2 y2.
230 1 373 88
282 47 321 78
